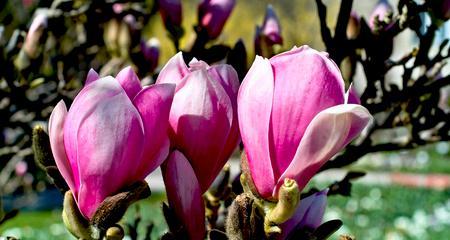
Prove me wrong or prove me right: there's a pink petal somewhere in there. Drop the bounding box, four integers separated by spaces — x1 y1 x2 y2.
49 101 77 193
71 77 145 219
280 189 328 239
162 150 205 240
275 104 372 196
237 56 275 198
156 52 190 90
208 64 240 176
85 68 99 85
269 46 345 181
346 83 361 105
115 66 143 99
132 83 175 180
169 69 233 192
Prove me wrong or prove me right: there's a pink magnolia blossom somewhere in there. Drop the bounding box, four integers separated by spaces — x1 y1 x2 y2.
49 67 175 219
157 53 239 239
158 0 182 27
156 52 240 193
281 190 328 239
198 0 236 39
162 150 205 240
238 46 372 200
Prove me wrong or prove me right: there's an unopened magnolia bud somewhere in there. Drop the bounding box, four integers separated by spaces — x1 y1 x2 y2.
23 13 47 58
225 193 264 240
32 125 53 168
141 38 160 72
198 0 236 39
104 19 120 57
158 0 182 28
346 11 360 40
105 225 125 240
62 191 92 239
264 178 300 237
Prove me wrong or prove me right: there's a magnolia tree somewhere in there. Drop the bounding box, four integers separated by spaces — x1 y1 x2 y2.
0 0 449 240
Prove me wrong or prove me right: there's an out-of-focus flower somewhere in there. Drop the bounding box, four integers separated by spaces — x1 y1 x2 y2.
369 0 394 31
141 38 160 73
347 11 360 40
49 67 175 219
280 190 328 239
255 5 283 57
158 0 182 28
162 150 205 240
24 13 48 58
238 46 372 200
15 161 28 176
198 0 236 39
157 52 240 192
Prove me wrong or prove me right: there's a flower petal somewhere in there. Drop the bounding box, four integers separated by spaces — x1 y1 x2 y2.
156 52 190 90
238 56 275 198
276 104 372 196
169 69 233 192
208 64 240 176
72 77 145 219
269 46 345 181
162 150 205 240
49 101 77 193
281 189 328 239
132 83 175 179
115 66 142 99
85 68 99 85
345 83 361 105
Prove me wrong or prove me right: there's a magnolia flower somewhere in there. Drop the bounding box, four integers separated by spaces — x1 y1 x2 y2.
238 46 372 200
141 37 160 73
157 52 240 192
281 190 328 239
158 0 182 28
198 0 236 39
347 11 361 40
157 53 239 238
49 67 175 219
24 13 47 58
255 5 283 57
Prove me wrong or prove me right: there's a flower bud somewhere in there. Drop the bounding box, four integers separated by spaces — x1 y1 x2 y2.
23 13 47 58
346 11 360 40
255 5 283 57
158 0 182 28
198 0 236 39
141 37 160 73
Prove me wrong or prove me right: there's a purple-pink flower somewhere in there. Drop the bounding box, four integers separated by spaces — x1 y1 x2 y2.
49 67 175 219
158 0 182 27
198 0 236 39
238 46 372 200
281 190 328 239
255 4 283 57
157 53 239 238
157 52 240 192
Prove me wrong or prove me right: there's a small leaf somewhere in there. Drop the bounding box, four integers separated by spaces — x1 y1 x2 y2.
313 219 343 240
